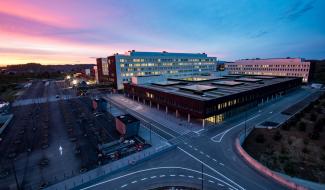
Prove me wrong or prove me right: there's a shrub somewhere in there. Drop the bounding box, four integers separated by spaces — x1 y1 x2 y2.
314 120 323 133
303 138 309 145
302 147 310 154
310 113 317 121
273 131 282 141
309 131 320 140
255 134 266 143
284 162 296 176
298 122 306 132
282 123 291 131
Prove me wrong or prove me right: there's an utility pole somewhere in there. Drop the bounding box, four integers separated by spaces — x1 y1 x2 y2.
201 163 204 190
11 160 20 190
245 108 247 138
149 123 152 144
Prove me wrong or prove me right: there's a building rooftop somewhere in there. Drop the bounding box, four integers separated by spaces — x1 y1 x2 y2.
125 51 210 58
132 75 299 101
116 114 139 125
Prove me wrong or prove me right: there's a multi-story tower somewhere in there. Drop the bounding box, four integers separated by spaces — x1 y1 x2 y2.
225 58 311 82
96 50 217 89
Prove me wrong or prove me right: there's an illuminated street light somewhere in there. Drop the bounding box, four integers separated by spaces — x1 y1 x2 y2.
66 75 71 80
72 79 78 85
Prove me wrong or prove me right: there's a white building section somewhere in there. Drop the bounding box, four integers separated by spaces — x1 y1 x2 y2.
97 51 217 89
225 58 310 82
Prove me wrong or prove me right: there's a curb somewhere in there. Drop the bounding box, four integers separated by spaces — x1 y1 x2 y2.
235 138 308 190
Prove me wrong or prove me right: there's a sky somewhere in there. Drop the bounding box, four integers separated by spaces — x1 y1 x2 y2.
0 0 324 66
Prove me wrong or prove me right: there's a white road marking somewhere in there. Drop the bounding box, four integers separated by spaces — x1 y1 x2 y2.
178 147 244 190
219 162 225 166
150 176 157 179
198 177 203 180
213 159 217 162
131 180 137 184
211 114 261 143
121 184 128 188
200 151 204 154
159 175 165 178
188 175 194 178
179 174 185 177
188 145 193 148
170 174 176 177
208 180 215 183
194 148 198 151
194 128 205 134
206 155 210 158
218 183 225 187
81 166 238 190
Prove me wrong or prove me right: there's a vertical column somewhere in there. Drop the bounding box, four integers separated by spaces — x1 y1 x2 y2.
137 97 139 102
188 113 191 123
165 106 168 114
202 119 205 128
176 110 179 118
157 104 160 110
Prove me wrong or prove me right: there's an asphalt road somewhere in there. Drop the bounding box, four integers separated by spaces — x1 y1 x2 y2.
78 87 318 190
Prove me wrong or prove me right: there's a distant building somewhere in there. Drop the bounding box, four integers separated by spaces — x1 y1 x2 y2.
225 58 311 83
96 50 217 89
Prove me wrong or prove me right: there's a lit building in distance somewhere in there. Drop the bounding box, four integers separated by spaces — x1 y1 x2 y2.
225 58 311 83
96 50 217 89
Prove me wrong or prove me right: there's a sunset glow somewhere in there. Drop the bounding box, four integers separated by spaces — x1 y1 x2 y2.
0 0 324 66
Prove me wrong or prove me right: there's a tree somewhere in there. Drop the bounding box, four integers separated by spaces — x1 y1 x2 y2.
298 121 306 132
273 131 282 141
255 134 266 143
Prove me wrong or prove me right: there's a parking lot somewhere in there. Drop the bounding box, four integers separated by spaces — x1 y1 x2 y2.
0 81 150 190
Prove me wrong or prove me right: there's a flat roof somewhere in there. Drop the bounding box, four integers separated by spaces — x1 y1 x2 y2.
235 78 262 82
152 81 182 86
130 75 299 101
212 81 244 86
253 76 276 79
179 84 217 93
116 114 139 124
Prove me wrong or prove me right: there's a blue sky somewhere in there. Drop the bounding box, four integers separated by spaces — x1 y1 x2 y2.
0 0 324 65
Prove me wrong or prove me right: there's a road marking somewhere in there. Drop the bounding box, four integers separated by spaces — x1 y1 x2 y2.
170 174 176 177
178 147 244 190
188 145 193 148
213 159 217 162
121 184 128 188
194 128 205 134
206 155 210 158
198 177 203 180
194 148 198 151
200 151 204 154
179 174 185 177
159 175 165 178
208 180 215 183
150 176 157 179
219 162 225 166
131 180 137 184
211 114 261 143
218 183 224 187
81 166 237 190
188 175 194 178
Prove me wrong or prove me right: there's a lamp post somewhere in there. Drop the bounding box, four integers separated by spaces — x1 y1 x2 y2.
201 163 204 190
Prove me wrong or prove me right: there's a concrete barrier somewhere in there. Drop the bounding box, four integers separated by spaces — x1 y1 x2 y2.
235 138 308 190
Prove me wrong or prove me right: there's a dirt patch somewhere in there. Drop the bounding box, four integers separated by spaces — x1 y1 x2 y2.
243 93 325 183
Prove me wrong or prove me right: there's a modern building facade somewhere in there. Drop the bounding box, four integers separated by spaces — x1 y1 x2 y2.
225 58 311 83
123 75 302 127
96 50 217 89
